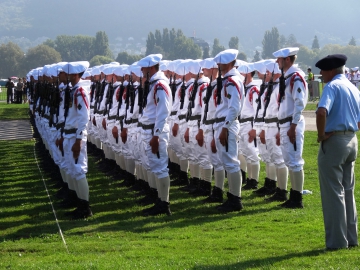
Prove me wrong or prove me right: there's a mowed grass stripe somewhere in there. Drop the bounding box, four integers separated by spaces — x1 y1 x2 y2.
1 131 360 268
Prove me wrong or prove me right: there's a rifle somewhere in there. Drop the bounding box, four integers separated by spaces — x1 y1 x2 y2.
138 76 144 114
202 75 213 124
170 74 177 102
216 65 222 105
278 67 286 108
90 76 96 103
142 72 150 108
186 70 201 122
104 78 113 116
93 80 101 114
107 78 115 117
49 82 56 127
263 70 275 119
97 79 107 112
129 78 136 114
254 73 267 121
179 74 186 110
124 75 132 120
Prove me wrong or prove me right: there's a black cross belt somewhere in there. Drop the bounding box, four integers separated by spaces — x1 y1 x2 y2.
239 117 254 123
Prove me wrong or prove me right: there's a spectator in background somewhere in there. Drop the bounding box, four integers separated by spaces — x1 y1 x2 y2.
22 77 28 103
16 78 24 104
307 68 314 100
5 78 14 104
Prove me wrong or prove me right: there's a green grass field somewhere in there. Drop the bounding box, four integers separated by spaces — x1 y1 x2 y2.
0 103 29 120
0 104 359 269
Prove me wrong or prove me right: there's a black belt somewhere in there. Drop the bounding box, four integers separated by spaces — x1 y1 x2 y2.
56 122 65 130
178 114 186 120
97 110 104 115
204 119 215 125
116 115 124 121
125 119 139 125
214 117 226 123
64 128 77 135
254 117 264 123
108 115 117 120
171 111 177 116
138 122 155 130
264 117 279 124
43 115 50 120
90 105 94 109
189 115 201 121
239 117 254 123
279 116 293 125
331 130 355 135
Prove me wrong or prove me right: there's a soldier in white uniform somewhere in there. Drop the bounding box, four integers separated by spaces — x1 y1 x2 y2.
212 49 244 212
137 54 172 216
60 61 92 219
274 47 308 208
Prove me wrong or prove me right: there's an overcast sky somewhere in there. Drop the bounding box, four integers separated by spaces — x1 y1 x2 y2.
1 0 360 52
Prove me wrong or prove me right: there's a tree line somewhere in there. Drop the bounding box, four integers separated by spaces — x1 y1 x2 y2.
0 28 359 78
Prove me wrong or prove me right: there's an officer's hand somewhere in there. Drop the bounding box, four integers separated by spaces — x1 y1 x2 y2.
112 126 118 139
71 139 81 159
211 138 217 153
317 132 334 143
195 129 204 147
149 136 159 154
184 128 190 143
276 132 281 146
287 124 296 144
259 130 266 144
58 137 64 151
55 138 59 147
219 127 228 147
248 129 257 143
121 127 128 144
102 118 106 130
92 116 96 126
172 123 179 137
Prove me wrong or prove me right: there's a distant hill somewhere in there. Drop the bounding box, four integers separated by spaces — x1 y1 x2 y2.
1 0 360 57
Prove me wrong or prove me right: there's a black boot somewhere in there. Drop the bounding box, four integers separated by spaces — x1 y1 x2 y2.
172 170 188 186
58 190 78 209
280 189 304 208
191 180 211 197
142 198 172 216
55 182 70 199
179 177 198 192
69 199 93 219
265 187 288 202
242 178 259 190
203 186 223 203
137 188 158 206
253 178 277 196
241 170 247 186
130 179 145 191
217 192 243 213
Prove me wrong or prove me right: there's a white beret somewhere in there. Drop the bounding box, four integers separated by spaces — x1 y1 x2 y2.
61 61 90 74
273 47 299 58
253 59 276 74
137 54 162 67
200 58 217 69
265 62 281 74
351 67 359 72
237 62 255 74
213 49 238 64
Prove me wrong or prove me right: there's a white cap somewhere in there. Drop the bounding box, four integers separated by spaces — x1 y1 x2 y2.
160 60 170 71
103 65 118 76
90 66 101 76
167 59 183 73
61 61 90 74
351 67 359 72
130 62 142 77
137 54 162 67
253 59 276 74
174 60 192 76
213 49 238 64
265 62 281 74
200 58 217 69
237 61 255 74
273 47 299 58
189 60 202 75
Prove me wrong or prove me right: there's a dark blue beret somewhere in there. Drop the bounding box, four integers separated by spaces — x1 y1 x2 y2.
315 54 347 71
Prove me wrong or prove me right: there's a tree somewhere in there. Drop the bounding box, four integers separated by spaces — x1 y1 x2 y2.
229 36 239 50
48 35 96 61
24 44 62 72
0 42 25 78
212 38 225 57
262 27 280 59
154 30 162 47
237 52 247 61
349 36 356 46
203 46 210 59
279 35 287 47
116 52 143 65
89 55 114 67
145 32 156 55
297 46 319 71
287 34 297 46
162 28 170 52
93 31 113 58
168 35 202 60
252 50 261 62
312 35 320 50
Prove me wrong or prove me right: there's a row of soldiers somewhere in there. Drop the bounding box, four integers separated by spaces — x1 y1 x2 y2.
26 46 308 218
345 66 360 88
